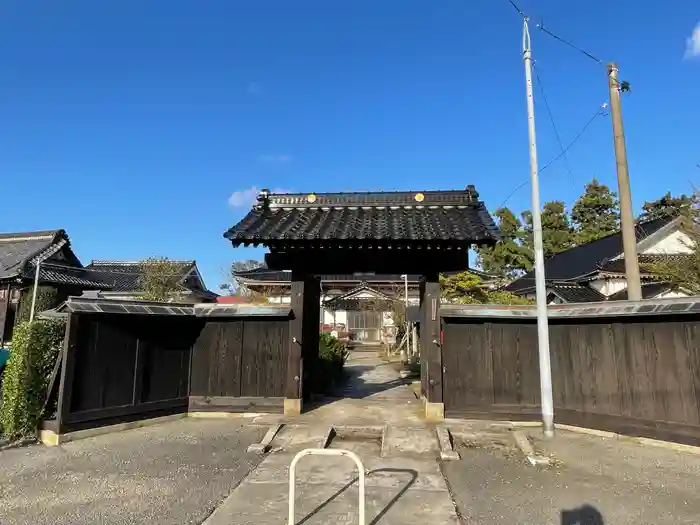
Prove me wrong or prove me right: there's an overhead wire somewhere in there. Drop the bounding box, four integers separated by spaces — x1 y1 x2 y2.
506 0 527 18
532 63 574 184
536 24 604 68
498 0 613 210
498 105 607 210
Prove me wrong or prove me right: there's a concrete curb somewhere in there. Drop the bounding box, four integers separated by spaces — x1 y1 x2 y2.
512 430 551 466
380 424 389 458
436 426 460 461
187 412 265 419
319 426 336 449
554 423 617 438
555 423 700 455
39 414 188 446
247 423 284 454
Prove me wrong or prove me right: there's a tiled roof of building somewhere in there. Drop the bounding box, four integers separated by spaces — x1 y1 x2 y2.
0 230 70 280
547 284 606 303
606 282 674 301
596 254 692 277
85 260 197 292
36 263 111 289
506 215 676 293
224 187 500 247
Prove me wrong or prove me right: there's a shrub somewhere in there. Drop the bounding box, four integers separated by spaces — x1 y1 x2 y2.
15 286 61 325
316 332 349 394
0 319 66 440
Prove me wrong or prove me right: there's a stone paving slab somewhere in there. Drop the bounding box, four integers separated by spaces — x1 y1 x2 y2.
203 450 459 525
381 425 438 458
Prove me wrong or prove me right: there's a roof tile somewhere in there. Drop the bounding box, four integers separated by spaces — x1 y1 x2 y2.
225 188 500 247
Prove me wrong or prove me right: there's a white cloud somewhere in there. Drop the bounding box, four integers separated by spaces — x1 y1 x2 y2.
684 22 700 59
228 187 260 208
258 154 293 164
228 186 291 208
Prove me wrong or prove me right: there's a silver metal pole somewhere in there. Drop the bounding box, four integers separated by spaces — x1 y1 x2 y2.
401 274 409 362
522 18 554 438
29 260 41 323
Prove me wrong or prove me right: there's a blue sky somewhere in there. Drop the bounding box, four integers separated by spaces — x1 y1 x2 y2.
1 1 698 290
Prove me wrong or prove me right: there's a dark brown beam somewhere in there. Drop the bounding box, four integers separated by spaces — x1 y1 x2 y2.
421 277 443 417
265 250 469 274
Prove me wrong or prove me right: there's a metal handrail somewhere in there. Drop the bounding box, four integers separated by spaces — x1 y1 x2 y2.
288 448 366 525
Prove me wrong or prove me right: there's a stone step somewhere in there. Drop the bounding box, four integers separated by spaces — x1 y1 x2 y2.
381 426 440 459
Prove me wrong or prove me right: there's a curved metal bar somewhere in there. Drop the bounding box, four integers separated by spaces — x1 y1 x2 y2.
288 448 366 525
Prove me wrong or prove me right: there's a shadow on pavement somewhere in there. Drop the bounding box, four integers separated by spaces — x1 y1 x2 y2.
296 468 418 525
561 504 605 525
303 364 414 411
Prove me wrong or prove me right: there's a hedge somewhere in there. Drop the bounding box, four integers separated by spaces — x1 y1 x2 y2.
15 286 61 326
315 332 349 394
0 319 66 440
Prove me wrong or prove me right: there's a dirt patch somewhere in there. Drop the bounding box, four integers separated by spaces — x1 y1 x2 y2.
452 431 521 459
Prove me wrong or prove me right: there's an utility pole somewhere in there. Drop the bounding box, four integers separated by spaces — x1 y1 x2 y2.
522 18 554 438
607 62 642 301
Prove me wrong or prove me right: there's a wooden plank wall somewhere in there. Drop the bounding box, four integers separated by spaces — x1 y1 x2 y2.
189 318 289 413
57 314 201 433
441 315 700 445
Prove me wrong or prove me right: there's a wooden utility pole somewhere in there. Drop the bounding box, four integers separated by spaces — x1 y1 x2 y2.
607 62 642 301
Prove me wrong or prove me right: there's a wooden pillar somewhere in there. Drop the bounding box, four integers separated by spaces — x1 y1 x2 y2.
54 313 81 435
420 274 444 420
285 273 320 415
0 283 10 346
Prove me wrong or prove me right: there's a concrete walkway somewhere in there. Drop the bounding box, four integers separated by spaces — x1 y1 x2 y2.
302 347 423 426
204 347 460 525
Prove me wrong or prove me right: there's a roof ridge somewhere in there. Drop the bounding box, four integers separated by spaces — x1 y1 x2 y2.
90 259 195 266
252 186 483 210
0 229 63 242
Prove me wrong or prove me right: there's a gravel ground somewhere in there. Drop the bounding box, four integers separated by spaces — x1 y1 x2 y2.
442 429 700 525
0 418 266 525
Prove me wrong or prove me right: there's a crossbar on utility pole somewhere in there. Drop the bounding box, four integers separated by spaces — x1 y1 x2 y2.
522 18 554 438
607 62 642 301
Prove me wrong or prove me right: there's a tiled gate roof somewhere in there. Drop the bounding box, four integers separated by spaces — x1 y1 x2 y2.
224 187 500 247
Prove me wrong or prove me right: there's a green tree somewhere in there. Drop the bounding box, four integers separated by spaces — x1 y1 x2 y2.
477 207 533 277
639 192 697 222
541 201 574 257
138 257 186 302
440 271 534 305
571 179 620 244
520 201 574 259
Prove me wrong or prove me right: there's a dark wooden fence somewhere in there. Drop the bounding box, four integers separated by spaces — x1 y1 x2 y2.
441 300 700 446
47 298 292 434
51 313 202 434
189 318 289 413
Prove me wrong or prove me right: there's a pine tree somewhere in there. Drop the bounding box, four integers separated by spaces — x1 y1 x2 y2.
639 192 697 222
477 207 533 278
541 201 575 257
571 179 620 244
519 202 574 259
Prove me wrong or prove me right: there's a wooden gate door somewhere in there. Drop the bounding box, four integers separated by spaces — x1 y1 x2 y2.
441 320 492 418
